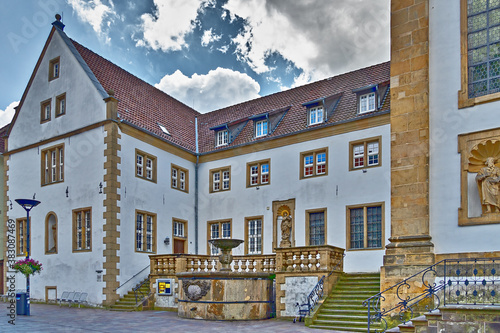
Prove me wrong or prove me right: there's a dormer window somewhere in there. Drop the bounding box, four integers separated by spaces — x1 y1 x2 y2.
353 83 389 115
308 106 324 125
49 57 60 81
255 119 268 138
216 130 228 147
359 92 376 114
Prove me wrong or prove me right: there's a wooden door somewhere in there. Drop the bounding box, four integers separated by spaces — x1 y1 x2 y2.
174 239 185 254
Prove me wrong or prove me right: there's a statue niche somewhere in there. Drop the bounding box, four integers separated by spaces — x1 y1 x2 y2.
468 140 500 215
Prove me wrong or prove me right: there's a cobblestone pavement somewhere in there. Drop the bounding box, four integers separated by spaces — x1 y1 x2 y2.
0 303 349 333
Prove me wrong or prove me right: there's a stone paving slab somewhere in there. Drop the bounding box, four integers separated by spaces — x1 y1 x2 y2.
0 303 349 332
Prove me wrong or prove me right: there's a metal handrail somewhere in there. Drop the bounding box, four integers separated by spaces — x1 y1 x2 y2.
363 257 499 332
133 277 151 305
115 265 150 291
303 253 346 315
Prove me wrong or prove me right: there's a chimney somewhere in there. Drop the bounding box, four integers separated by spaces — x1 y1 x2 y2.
52 14 65 31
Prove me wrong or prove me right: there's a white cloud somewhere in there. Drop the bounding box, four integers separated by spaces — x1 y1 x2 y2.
223 0 390 84
155 68 260 113
201 28 222 47
217 45 230 53
67 0 116 38
0 101 18 128
136 0 203 52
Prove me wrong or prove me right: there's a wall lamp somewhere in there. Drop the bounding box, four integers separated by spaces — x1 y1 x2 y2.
164 237 170 245
99 182 103 194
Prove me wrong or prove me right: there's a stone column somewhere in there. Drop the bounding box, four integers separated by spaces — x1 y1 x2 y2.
381 0 435 313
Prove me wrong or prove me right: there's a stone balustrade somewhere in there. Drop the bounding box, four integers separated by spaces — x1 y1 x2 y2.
150 245 343 275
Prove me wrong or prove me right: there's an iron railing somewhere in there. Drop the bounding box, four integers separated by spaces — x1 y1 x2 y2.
302 253 346 316
133 277 151 305
115 265 150 292
363 258 499 332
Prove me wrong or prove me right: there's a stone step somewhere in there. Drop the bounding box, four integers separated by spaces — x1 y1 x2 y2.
307 272 381 332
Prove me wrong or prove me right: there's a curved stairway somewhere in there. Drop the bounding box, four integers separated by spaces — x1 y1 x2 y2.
308 272 381 332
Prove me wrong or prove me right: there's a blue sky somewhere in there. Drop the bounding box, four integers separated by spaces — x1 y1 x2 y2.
0 0 390 127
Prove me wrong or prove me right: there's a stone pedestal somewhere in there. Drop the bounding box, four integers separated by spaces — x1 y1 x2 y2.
177 271 274 320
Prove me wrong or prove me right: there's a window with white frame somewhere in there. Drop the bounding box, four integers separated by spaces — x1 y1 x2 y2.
173 220 185 237
56 93 66 117
49 57 60 81
255 119 268 138
247 159 270 187
349 137 381 170
171 164 189 192
246 218 262 254
41 144 64 185
301 148 328 178
210 167 231 193
136 150 156 182
359 92 376 113
73 208 91 252
208 220 231 255
41 99 51 123
308 106 324 125
136 211 156 253
216 130 229 147
17 218 29 256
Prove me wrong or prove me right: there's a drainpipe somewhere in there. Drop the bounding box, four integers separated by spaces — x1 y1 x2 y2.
195 117 199 254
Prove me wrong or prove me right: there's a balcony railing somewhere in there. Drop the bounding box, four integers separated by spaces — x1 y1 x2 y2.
150 245 344 275
363 257 500 332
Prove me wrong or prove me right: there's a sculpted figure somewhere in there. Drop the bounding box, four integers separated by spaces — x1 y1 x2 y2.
279 212 292 248
476 157 500 213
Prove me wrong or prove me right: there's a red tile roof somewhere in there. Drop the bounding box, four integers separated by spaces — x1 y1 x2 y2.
72 37 389 155
72 41 200 152
197 62 391 153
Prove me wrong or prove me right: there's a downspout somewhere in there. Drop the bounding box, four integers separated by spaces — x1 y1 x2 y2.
195 117 199 254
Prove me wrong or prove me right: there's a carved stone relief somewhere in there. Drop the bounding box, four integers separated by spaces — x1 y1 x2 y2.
459 131 500 226
468 140 500 215
182 280 210 301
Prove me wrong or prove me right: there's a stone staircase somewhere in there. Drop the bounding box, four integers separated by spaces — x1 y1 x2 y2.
110 278 150 311
308 272 381 332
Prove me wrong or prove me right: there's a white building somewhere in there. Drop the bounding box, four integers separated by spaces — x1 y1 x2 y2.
4 17 391 306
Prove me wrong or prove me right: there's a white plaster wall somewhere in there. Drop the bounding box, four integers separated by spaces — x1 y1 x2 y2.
198 125 391 273
282 276 318 317
7 127 106 304
429 1 500 254
117 132 196 294
9 30 107 150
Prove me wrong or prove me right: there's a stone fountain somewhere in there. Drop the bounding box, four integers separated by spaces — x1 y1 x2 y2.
176 239 274 320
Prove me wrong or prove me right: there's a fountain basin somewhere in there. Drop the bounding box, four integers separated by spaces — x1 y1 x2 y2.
177 271 274 320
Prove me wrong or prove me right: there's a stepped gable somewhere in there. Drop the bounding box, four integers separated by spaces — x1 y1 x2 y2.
197 61 390 154
72 40 200 152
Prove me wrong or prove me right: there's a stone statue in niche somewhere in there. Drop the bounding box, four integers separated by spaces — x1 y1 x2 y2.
279 211 292 248
476 157 500 213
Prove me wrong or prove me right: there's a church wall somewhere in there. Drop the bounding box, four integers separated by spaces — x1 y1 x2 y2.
198 124 391 273
429 0 500 255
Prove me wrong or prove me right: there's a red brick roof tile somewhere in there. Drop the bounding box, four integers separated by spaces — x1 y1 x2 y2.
197 62 391 153
72 37 389 155
72 40 200 152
